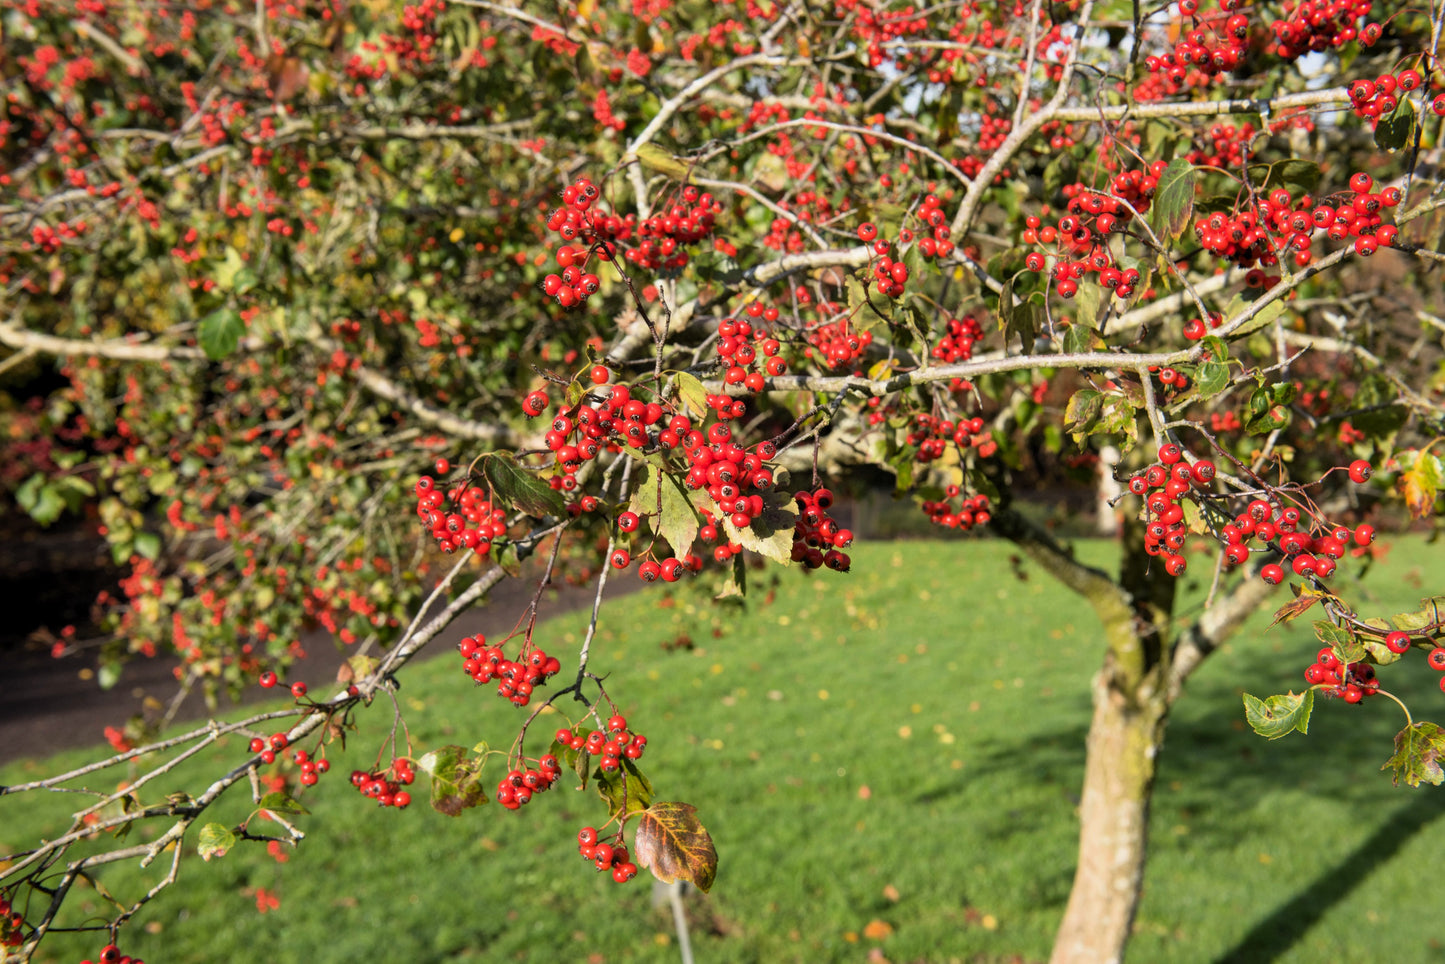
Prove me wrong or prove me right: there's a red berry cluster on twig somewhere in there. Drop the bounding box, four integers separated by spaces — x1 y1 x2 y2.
457 633 561 706
791 487 852 571
350 760 413 809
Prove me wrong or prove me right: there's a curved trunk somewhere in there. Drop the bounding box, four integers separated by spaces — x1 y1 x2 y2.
1049 664 1169 964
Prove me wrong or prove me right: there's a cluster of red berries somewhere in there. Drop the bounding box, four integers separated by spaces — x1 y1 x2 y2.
495 753 563 810
291 748 331 787
911 193 958 261
791 487 853 571
624 185 722 272
930 314 985 364
457 633 561 706
0 893 23 949
678 420 779 530
611 542 703 581
920 488 993 531
805 321 873 370
81 945 144 964
541 177 610 308
1127 444 1218 577
718 315 787 390
905 412 994 462
249 730 292 766
576 826 640 883
1195 176 1401 280
1145 3 1248 80
350 760 413 809
1267 0 1374 61
1021 168 1162 298
556 715 648 771
1151 365 1193 394
1184 121 1259 169
413 458 508 555
1305 648 1379 703
1347 69 1423 119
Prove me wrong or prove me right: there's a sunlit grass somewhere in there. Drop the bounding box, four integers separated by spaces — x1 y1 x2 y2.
3 537 1442 963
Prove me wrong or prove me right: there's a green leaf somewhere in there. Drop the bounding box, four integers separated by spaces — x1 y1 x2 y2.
1392 597 1445 634
1192 361 1229 399
633 801 718 893
595 756 653 819
1062 322 1106 354
720 489 798 564
1200 335 1228 362
1314 620 1365 663
416 745 488 816
197 823 236 861
198 308 244 360
97 659 123 691
1374 99 1415 153
715 552 747 600
632 143 689 181
1063 389 1103 445
477 453 565 519
259 789 311 815
1242 689 1314 740
674 372 709 418
133 530 161 560
1224 294 1285 340
1148 159 1196 242
1382 721 1445 788
16 474 66 526
1070 281 1107 331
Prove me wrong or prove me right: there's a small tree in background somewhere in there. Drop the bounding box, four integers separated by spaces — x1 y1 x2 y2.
2 0 1443 960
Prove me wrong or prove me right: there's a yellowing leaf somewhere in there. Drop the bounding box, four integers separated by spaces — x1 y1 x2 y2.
1396 450 1442 521
633 801 717 892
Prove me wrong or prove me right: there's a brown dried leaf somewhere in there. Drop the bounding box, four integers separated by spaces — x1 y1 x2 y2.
632 801 717 893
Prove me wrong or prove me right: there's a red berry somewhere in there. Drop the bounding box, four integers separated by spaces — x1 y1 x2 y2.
290 682 308 699
1347 459 1372 484
258 671 277 688
1428 648 1445 672
1261 563 1285 585
857 222 878 242
607 714 627 732
1353 524 1375 546
590 365 610 384
1384 631 1411 654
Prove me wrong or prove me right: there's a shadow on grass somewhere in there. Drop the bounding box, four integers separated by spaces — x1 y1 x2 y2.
1214 795 1445 964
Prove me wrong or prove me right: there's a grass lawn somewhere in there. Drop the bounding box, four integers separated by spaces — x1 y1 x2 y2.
3 537 1443 964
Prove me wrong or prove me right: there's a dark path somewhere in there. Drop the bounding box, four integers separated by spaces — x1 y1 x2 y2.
0 562 638 767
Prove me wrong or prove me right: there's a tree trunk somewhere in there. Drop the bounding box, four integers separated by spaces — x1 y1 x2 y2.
1050 662 1169 964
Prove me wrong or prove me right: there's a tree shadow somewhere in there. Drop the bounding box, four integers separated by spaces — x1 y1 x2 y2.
1213 796 1445 964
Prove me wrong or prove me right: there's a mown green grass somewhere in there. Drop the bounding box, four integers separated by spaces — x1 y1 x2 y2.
3 538 1443 964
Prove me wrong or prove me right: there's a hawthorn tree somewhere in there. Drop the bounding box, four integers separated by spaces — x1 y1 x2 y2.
2 0 1444 961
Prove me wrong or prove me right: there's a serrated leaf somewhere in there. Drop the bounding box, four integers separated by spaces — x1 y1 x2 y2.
1382 721 1445 788
1243 689 1314 740
595 757 653 818
633 801 718 893
675 372 709 418
720 489 797 564
197 823 236 861
1200 335 1228 362
1193 361 1229 399
1148 160 1196 242
629 465 699 558
1374 99 1415 152
198 308 244 360
416 744 488 816
1062 322 1106 354
477 453 565 519
259 789 310 815
1314 620 1365 663
1396 451 1442 521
